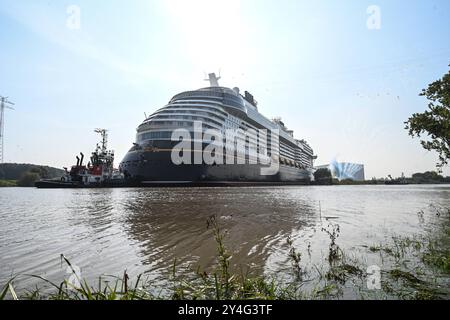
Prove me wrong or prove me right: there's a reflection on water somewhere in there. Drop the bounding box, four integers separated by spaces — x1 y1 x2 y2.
0 185 449 290
123 188 317 277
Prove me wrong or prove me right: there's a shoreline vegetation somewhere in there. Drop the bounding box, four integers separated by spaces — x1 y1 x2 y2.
0 180 17 187
0 162 449 188
0 163 63 187
313 168 450 186
1 206 449 300
2 178 450 188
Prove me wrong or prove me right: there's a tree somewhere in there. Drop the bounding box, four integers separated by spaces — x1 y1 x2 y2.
0 163 63 180
405 65 450 170
411 171 446 184
30 166 49 178
17 172 41 187
314 168 333 185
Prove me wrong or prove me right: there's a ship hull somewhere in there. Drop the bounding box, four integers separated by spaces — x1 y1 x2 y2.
120 147 313 183
34 179 134 188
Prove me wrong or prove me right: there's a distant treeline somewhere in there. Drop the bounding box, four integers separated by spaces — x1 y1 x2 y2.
0 163 64 187
408 171 450 184
368 171 450 185
313 168 450 185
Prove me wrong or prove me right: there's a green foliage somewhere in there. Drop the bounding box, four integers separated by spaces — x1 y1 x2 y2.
0 163 63 180
411 171 450 184
321 223 342 264
0 180 17 187
29 167 49 178
405 65 450 169
313 168 333 185
336 178 361 185
286 236 304 280
17 172 41 187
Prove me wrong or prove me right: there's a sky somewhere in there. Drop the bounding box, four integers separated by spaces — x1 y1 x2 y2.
0 0 449 178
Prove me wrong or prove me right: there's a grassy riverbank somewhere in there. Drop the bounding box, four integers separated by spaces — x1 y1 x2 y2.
1 206 449 300
0 180 17 187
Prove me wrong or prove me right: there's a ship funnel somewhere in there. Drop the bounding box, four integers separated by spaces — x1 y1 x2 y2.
76 156 80 166
80 152 84 166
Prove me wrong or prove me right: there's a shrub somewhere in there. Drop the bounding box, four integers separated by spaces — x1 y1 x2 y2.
17 172 40 187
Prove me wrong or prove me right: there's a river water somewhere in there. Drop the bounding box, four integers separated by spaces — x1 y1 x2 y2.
0 185 449 295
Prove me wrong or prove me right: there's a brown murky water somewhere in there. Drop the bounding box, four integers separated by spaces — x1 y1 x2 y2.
1 185 449 292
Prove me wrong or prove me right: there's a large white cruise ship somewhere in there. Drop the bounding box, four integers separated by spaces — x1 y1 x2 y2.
119 74 316 183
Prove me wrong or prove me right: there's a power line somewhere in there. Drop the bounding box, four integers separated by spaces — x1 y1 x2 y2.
0 95 15 164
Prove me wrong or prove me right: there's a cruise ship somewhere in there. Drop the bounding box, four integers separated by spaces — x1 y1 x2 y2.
119 74 316 183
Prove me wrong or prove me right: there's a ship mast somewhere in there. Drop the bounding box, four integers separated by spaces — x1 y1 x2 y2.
94 128 108 154
204 73 221 87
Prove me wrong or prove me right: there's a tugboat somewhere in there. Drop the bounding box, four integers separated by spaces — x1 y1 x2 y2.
35 129 126 188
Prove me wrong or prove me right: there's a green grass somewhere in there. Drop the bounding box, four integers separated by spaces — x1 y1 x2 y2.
1 208 449 300
0 180 17 187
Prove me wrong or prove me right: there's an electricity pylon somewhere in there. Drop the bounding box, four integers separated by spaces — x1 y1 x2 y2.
0 96 15 163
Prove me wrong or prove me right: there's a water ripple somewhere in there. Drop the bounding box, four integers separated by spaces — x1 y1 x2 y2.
1 185 449 290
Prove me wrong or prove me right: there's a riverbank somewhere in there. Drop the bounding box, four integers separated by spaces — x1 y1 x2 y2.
0 180 16 187
2 179 449 188
1 204 449 300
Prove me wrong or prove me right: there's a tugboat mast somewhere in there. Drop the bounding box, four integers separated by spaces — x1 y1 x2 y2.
95 128 108 153
35 128 124 188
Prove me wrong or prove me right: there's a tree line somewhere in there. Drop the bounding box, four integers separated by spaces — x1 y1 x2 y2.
0 163 64 187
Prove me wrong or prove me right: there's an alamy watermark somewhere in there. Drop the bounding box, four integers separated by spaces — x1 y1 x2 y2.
66 264 82 289
170 121 280 175
367 5 381 30
366 265 381 290
66 5 81 30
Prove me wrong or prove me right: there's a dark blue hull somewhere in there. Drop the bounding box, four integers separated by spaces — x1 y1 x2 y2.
120 141 312 183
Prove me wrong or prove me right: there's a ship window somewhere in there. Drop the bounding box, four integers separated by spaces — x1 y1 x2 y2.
138 131 173 141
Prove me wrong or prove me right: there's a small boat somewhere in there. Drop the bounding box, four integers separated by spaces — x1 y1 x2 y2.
35 129 129 188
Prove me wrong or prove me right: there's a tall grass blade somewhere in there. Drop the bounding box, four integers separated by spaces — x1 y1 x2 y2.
8 283 18 300
0 278 16 300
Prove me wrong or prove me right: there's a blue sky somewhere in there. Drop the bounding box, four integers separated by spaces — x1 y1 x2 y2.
0 0 449 178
